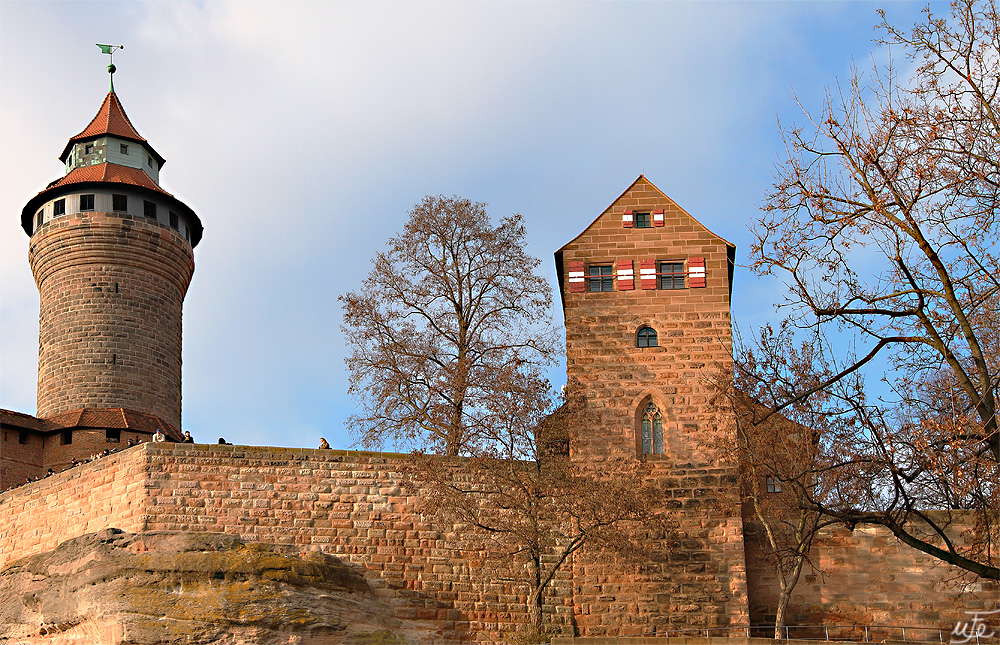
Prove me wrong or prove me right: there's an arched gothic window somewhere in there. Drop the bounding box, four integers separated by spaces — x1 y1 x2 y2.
641 402 664 455
637 326 658 347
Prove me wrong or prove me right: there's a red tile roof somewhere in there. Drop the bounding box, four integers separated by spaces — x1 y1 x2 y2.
1 407 182 441
59 92 164 166
43 162 173 196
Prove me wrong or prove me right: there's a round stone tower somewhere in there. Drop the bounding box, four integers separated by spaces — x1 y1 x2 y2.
20 87 203 429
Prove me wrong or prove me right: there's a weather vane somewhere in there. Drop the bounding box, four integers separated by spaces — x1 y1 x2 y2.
96 44 124 92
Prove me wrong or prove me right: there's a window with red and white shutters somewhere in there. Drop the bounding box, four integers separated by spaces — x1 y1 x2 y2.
640 259 657 290
688 257 706 288
617 259 634 290
568 261 585 293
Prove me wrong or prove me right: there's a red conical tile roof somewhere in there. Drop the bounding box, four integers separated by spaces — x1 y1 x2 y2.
59 92 165 166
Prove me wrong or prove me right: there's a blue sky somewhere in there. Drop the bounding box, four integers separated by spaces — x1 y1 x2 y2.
0 0 935 449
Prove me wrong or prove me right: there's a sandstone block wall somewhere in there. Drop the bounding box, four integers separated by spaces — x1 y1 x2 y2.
3 443 990 642
1 427 45 487
744 518 999 636
29 212 194 426
557 176 747 633
0 447 146 561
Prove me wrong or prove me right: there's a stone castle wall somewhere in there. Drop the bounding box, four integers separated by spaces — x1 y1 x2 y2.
2 442 990 642
743 517 998 636
29 212 194 425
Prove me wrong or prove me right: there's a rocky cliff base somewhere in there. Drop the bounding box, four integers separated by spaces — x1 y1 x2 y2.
0 529 438 644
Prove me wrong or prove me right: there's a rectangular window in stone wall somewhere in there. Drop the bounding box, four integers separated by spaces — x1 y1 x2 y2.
143 200 157 219
113 194 128 212
80 194 95 211
766 476 782 493
105 429 121 443
61 430 73 446
53 199 65 216
658 262 685 290
588 265 613 292
635 212 651 228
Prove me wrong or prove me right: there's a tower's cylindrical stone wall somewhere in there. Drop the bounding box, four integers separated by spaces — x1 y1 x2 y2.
29 212 194 426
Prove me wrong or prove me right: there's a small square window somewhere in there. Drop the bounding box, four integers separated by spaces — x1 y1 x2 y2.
143 200 157 219
120 143 129 154
85 143 94 155
766 476 782 493
80 194 95 211
658 262 685 290
635 212 651 228
106 428 121 443
169 212 179 230
588 265 613 292
112 194 128 212
53 198 65 216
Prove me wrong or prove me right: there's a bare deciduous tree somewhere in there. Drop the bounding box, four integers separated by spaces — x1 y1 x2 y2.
748 0 999 579
410 386 660 638
341 195 559 456
715 333 839 636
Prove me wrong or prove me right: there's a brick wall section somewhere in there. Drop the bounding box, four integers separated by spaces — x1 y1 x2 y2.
1 443 992 640
1 428 45 486
557 176 747 633
0 446 147 563
1 443 573 643
28 212 194 426
744 517 999 633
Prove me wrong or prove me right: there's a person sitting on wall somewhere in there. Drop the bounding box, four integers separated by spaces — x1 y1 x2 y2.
218 437 230 445
153 429 166 443
126 438 136 447
318 438 330 449
183 430 194 443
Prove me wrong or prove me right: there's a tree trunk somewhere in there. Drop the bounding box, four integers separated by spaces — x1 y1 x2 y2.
774 591 791 640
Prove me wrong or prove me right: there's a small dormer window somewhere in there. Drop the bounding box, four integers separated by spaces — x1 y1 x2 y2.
147 155 153 168
85 143 94 155
120 143 129 154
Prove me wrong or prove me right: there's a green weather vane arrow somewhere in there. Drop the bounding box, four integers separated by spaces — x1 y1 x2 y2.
97 44 124 92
